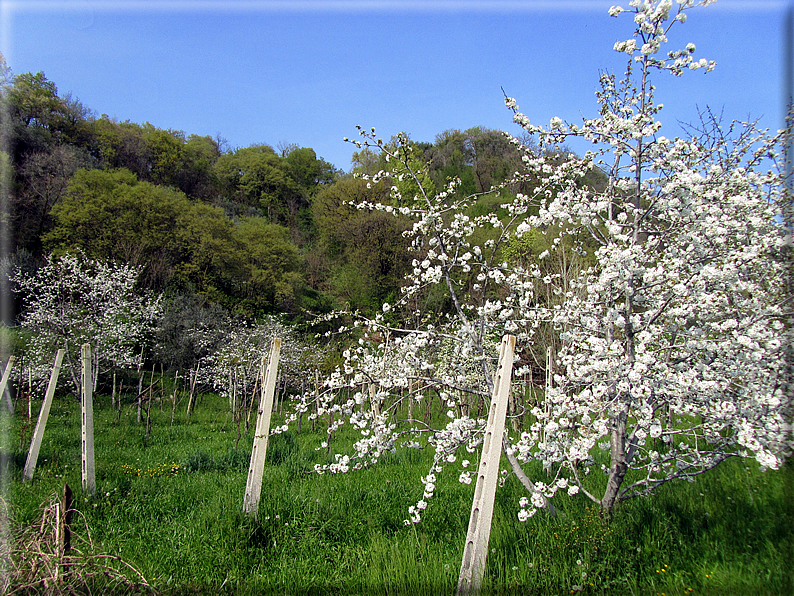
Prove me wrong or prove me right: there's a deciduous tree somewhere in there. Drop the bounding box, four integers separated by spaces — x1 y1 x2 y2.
12 252 161 396
286 0 791 522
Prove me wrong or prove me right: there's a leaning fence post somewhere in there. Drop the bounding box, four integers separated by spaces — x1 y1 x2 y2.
22 349 65 482
242 337 281 516
0 355 16 413
457 334 516 596
80 344 95 495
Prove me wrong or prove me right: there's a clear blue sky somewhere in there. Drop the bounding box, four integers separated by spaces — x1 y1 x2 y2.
0 0 788 171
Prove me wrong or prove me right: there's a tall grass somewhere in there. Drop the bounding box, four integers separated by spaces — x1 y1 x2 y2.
4 389 792 595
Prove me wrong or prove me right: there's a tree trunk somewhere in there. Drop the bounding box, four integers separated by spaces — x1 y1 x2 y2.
92 348 100 395
424 392 433 424
502 437 555 516
600 409 629 515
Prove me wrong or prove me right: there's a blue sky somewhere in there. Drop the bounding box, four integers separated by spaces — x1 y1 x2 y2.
0 0 789 171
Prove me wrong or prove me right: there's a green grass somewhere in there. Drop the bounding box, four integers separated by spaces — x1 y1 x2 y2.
3 390 792 595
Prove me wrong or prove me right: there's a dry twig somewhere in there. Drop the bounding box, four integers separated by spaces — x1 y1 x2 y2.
0 489 151 595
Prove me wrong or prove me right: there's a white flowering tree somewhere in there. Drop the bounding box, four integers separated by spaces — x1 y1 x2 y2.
197 315 326 420
12 252 162 397
285 0 792 521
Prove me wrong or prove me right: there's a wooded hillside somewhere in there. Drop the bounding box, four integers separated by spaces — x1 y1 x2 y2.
1 62 593 326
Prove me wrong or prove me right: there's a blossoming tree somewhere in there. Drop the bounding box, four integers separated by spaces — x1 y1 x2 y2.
12 252 162 397
195 315 327 423
285 0 791 520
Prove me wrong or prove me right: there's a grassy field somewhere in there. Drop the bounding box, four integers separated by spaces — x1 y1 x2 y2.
2 387 792 595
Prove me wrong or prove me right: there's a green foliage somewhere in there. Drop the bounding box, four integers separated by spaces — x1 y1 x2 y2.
501 228 550 270
232 218 306 315
142 124 187 189
350 146 388 176
213 145 299 222
7 71 60 129
178 134 222 199
392 142 437 208
284 146 337 188
44 168 311 317
90 116 149 178
45 168 195 290
82 119 221 200
171 202 239 303
212 144 336 240
466 191 509 220
311 176 411 314
3 71 95 168
424 127 525 197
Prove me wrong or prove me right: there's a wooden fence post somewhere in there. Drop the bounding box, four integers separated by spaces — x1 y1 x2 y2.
22 349 65 482
186 361 200 423
56 483 73 582
242 337 281 516
457 335 516 596
0 355 16 412
369 383 381 418
80 344 95 495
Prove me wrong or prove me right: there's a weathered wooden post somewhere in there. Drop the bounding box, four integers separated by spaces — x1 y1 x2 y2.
242 337 281 516
80 344 95 495
56 483 73 582
457 334 516 596
186 361 199 422
369 383 381 418
111 370 117 410
22 349 65 482
0 355 16 412
26 369 32 419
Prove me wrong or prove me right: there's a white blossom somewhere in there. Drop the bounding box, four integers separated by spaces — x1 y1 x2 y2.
279 0 791 525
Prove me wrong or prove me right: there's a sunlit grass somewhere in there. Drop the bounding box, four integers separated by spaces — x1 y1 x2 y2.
4 390 792 595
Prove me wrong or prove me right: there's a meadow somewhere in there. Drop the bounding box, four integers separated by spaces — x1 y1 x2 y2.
3 384 792 595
